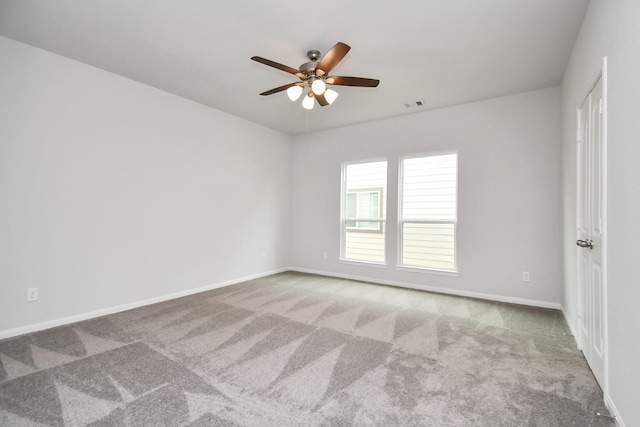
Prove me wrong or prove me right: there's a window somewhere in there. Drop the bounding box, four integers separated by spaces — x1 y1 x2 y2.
340 153 457 271
341 160 387 263
399 153 458 271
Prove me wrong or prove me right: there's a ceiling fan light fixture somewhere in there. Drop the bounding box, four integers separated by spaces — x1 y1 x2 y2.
252 42 379 110
287 85 303 101
302 93 315 110
311 78 326 95
324 89 339 105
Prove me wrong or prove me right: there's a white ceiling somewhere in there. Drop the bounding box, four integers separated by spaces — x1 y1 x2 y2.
0 0 590 136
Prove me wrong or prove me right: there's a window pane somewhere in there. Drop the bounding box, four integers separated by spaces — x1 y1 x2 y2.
343 160 387 263
346 193 357 219
346 162 387 192
400 153 457 271
371 193 379 217
402 154 457 221
357 192 373 217
402 223 455 269
345 223 386 263
357 221 380 230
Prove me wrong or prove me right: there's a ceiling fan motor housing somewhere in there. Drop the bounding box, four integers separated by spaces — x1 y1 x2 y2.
299 61 318 77
299 50 322 80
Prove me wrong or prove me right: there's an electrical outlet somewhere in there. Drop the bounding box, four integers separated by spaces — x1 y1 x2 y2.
27 287 39 302
323 251 328 260
522 272 531 282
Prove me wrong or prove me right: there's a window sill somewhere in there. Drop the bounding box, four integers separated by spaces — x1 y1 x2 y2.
339 259 388 269
395 265 460 277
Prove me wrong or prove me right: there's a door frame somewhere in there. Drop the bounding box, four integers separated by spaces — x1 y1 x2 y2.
575 56 608 394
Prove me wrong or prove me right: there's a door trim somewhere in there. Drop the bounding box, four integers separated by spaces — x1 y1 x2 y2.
575 56 608 395
600 56 609 398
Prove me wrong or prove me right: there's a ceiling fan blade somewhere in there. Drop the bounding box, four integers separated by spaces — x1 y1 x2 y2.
251 56 302 77
326 76 380 87
260 82 301 96
316 93 330 107
315 42 351 77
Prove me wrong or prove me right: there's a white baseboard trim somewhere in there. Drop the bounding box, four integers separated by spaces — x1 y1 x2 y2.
0 266 564 339
288 266 563 310
0 267 288 341
562 308 624 426
560 306 579 341
604 394 625 427
3 266 624 424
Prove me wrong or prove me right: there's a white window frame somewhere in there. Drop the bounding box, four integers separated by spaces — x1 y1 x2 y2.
340 159 387 265
397 151 459 274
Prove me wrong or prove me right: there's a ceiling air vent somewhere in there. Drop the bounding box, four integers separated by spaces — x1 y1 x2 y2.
403 100 425 109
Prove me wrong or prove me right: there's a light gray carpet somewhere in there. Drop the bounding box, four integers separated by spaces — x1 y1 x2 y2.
0 272 612 426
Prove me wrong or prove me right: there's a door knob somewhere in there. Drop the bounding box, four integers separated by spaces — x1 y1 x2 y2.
576 239 593 249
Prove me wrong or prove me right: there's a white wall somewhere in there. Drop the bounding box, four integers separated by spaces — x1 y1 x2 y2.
0 37 291 334
3 7 636 420
562 1 640 425
290 87 563 307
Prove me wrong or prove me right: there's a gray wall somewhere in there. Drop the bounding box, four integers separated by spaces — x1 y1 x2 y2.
0 37 292 334
290 87 563 307
562 1 640 425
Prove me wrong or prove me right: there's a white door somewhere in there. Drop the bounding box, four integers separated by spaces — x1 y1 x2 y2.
576 73 605 389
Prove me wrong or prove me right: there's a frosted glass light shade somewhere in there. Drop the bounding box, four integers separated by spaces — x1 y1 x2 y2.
287 85 303 101
302 93 315 110
311 79 326 95
324 89 339 104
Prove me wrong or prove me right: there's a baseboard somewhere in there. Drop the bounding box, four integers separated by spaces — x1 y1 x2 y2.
604 394 625 427
288 268 633 422
3 266 624 424
0 265 563 338
562 309 625 426
0 267 288 341
560 306 579 342
288 266 563 310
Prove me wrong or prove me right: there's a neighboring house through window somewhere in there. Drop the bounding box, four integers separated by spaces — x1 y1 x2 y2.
341 160 387 264
346 189 383 231
399 152 458 271
340 152 458 273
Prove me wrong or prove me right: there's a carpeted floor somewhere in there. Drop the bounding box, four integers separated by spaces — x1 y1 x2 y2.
0 271 613 426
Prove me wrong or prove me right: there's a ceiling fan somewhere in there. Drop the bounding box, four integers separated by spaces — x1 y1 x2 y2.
251 42 380 110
